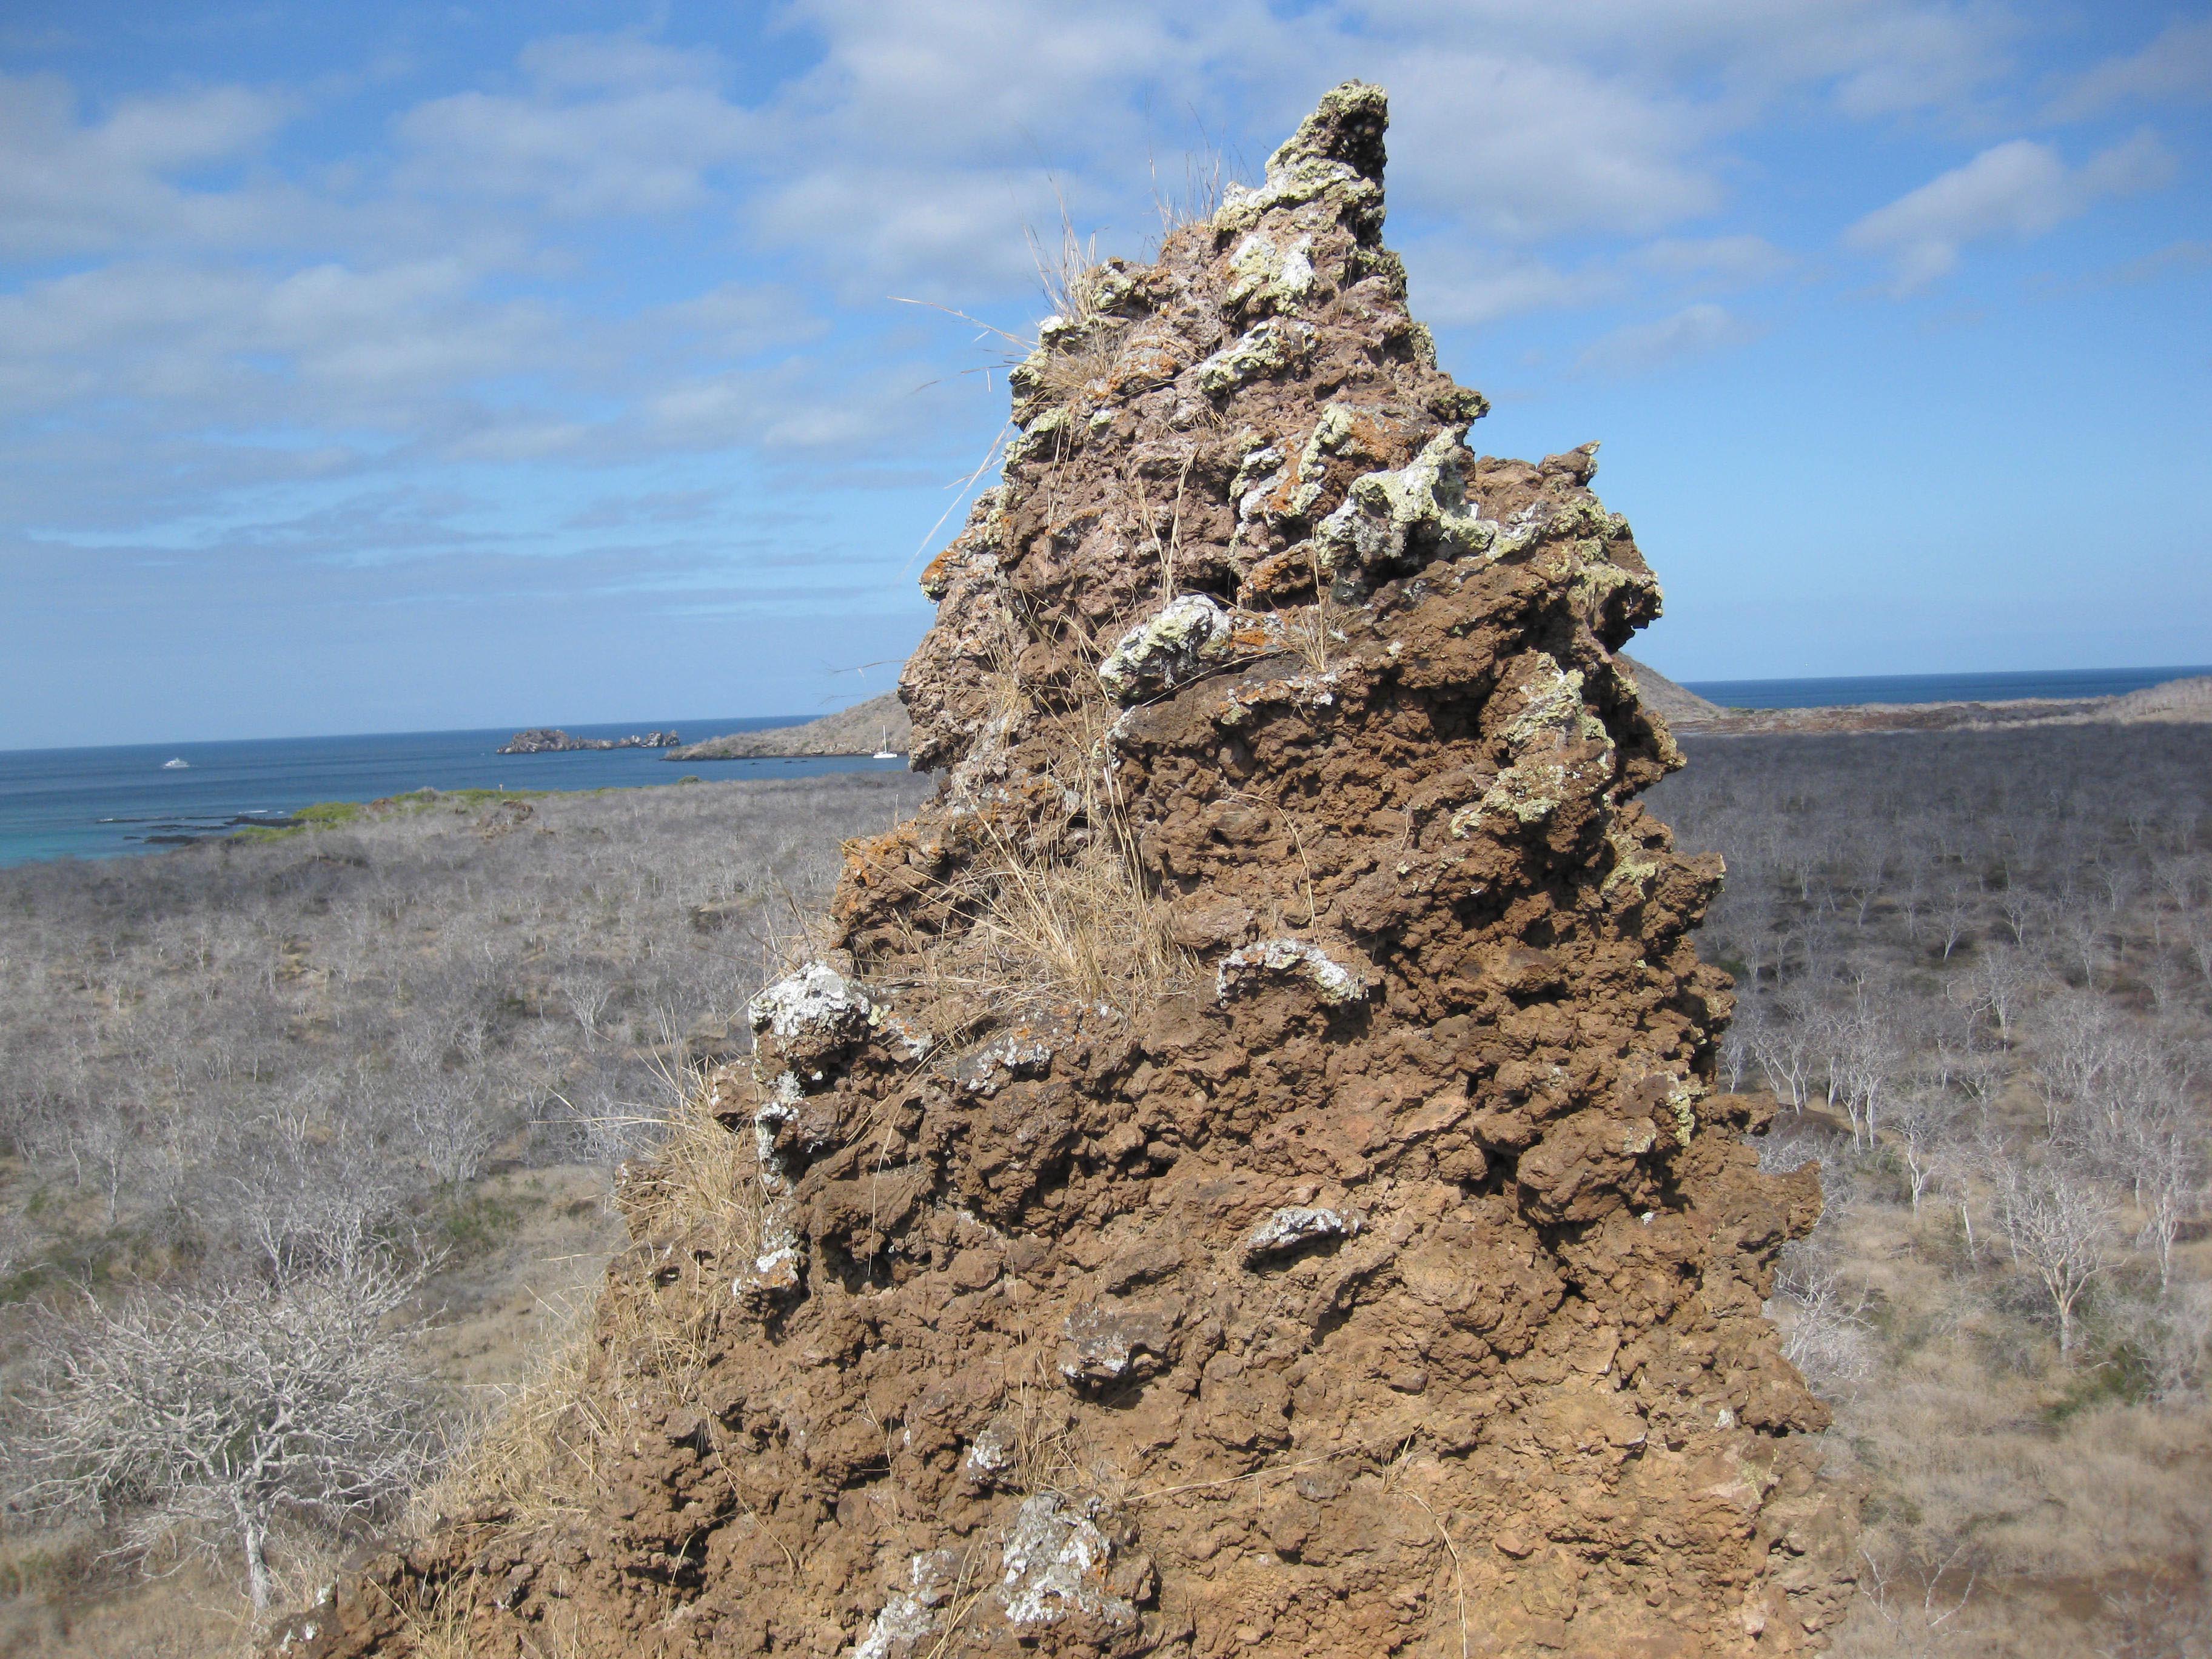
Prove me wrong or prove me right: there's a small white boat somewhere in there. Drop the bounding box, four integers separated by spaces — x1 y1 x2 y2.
161 757 190 769
872 748 899 760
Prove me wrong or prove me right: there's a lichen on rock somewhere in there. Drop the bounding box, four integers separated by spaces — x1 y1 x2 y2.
275 79 1857 1659
1312 427 1496 581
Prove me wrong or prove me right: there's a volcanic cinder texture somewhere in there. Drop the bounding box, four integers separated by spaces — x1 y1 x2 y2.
286 84 1856 1659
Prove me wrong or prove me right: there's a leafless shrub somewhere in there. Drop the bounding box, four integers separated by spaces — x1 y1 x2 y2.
2099 1581 2212 1659
7 1257 438 1611
1886 1089 1962 1217
1772 1247 1875 1393
1849 1544 1977 1659
405 1070 501 1189
1994 1156 2115 1358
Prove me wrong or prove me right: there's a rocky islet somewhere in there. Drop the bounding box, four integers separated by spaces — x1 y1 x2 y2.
497 729 682 755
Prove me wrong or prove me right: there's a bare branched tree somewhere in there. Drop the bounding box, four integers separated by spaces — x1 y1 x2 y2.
1772 1248 1874 1393
1996 1159 2114 1358
1886 1090 1959 1217
406 1069 500 1188
10 1257 438 1610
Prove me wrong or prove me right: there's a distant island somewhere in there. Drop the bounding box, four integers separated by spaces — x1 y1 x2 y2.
664 692 908 761
498 728 680 754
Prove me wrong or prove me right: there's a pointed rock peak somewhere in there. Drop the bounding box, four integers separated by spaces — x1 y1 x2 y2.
1219 81 1391 244
1268 80 1389 182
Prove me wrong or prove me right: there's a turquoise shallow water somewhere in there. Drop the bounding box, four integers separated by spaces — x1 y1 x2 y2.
0 719 907 866
1680 665 2211 711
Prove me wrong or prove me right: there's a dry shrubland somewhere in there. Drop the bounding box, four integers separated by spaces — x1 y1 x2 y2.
0 773 925 1655
1651 724 2212 1657
4 724 2209 1657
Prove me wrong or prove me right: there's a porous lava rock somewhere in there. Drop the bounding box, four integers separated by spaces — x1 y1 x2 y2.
279 83 1855 1659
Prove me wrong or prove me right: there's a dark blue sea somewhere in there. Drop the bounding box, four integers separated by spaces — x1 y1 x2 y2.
1680 665 2211 711
0 719 908 868
8 668 2208 867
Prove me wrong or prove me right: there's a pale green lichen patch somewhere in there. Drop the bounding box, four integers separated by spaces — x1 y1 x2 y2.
1192 318 1316 397
1451 655 1618 831
1285 403 1361 519
1599 825 1663 903
1312 429 1493 580
1098 594 1232 701
1213 83 1389 241
1004 405 1069 468
1472 759 1575 826
1224 230 1317 315
1500 657 1609 752
1096 594 1288 703
1567 558 1635 618
1215 155 1379 237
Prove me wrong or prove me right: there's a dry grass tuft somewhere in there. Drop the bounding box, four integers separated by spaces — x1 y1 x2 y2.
407 1294 604 1538
970 694 1193 1022
1150 138 1234 240
1026 323 1130 415
959 817 1192 1023
619 1087 766 1255
1027 178 1103 329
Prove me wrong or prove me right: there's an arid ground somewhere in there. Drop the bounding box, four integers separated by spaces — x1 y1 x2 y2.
1 723 2207 1656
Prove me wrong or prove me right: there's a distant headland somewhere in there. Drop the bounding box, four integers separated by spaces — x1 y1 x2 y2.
663 692 908 761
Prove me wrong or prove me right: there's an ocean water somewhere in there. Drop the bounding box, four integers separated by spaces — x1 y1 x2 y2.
11 668 2207 867
1680 665 2212 711
0 719 908 868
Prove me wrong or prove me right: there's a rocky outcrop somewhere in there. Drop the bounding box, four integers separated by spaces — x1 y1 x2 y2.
666 694 911 760
280 83 1855 1659
498 728 679 754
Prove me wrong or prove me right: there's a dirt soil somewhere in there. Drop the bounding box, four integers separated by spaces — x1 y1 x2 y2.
278 84 1857 1659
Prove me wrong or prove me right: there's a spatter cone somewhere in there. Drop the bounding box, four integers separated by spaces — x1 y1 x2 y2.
282 82 1857 1659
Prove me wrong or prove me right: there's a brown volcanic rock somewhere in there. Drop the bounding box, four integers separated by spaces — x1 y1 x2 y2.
282 84 1854 1659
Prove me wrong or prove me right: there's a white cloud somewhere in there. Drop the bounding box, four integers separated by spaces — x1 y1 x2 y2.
1846 132 2174 292
395 45 754 217
1401 245 1621 326
0 257 560 427
1380 50 1718 239
1574 303 1761 375
0 72 294 256
0 3 2133 626
2056 16 2212 116
1337 0 2014 118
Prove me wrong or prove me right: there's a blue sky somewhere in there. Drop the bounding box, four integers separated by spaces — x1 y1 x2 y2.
2 1 2207 748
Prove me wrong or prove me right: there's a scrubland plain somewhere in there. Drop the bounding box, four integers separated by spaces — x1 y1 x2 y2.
1652 725 2212 1658
2 725 2207 1656
0 774 926 1656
